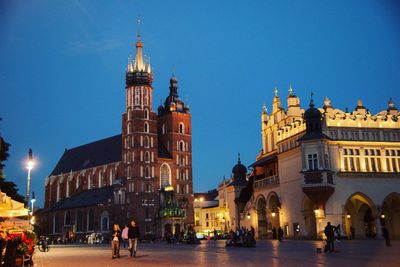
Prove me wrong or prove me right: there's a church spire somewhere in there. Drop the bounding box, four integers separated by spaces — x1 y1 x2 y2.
134 16 145 71
126 16 153 87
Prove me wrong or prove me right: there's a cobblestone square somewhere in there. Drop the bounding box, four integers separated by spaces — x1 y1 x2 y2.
33 240 399 267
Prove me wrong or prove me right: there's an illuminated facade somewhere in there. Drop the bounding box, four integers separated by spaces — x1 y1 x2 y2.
240 87 400 240
40 22 194 239
193 192 226 236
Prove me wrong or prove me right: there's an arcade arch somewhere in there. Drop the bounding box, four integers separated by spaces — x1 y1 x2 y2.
381 192 400 239
256 195 267 239
344 192 378 239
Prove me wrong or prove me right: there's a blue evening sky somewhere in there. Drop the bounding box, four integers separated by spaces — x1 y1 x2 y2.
0 0 399 208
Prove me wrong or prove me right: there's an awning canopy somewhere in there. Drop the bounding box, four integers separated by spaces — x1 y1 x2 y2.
248 154 277 168
0 191 28 217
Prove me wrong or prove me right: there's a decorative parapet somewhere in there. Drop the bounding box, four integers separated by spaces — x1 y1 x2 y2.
254 175 279 190
337 172 400 179
324 108 400 129
301 170 334 185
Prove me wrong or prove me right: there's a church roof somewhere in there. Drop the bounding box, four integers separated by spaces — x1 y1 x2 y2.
48 186 115 211
50 134 121 176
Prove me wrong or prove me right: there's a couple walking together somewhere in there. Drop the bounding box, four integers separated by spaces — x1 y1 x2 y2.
111 219 140 259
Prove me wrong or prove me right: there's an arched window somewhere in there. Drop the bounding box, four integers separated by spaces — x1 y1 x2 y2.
127 152 131 163
144 109 149 119
76 175 80 189
179 123 185 134
135 88 140 105
162 124 167 134
56 180 60 201
87 210 94 231
144 88 149 106
145 152 150 162
66 179 70 197
109 169 113 185
144 122 149 133
98 171 102 187
179 141 185 152
145 166 150 177
127 122 132 134
88 174 91 189
160 164 171 188
76 210 84 232
144 136 149 148
101 211 109 232
127 166 131 178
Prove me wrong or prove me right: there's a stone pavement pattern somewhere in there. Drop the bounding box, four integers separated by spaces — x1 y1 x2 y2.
33 240 399 267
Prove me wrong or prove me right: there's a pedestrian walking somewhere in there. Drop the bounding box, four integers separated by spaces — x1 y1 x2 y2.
278 227 284 242
250 226 255 238
121 224 129 248
111 224 121 259
350 226 355 239
214 228 217 241
324 222 335 252
128 219 140 258
335 224 341 241
382 227 391 247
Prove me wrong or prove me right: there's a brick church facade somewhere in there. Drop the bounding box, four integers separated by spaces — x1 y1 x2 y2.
39 24 194 241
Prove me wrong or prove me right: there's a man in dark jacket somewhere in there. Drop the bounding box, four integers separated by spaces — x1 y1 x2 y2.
128 219 140 258
324 222 335 252
382 227 391 247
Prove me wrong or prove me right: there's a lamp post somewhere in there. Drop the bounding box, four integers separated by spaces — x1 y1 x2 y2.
25 149 34 208
30 192 36 214
30 192 36 225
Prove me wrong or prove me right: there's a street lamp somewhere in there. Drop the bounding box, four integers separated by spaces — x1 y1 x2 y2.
25 149 34 208
30 191 36 216
247 212 251 219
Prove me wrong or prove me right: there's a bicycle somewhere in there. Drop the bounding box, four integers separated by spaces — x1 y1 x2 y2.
37 238 50 252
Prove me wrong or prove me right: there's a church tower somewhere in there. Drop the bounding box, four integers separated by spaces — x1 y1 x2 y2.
122 18 159 232
157 75 194 226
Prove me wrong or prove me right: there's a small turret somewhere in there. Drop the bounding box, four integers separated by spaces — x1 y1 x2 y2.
387 98 399 116
286 84 301 117
298 93 330 141
354 99 366 115
323 96 333 111
159 74 190 115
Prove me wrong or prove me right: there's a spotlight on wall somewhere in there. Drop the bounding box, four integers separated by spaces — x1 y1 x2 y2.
346 214 351 219
380 214 385 219
271 212 276 217
247 213 251 219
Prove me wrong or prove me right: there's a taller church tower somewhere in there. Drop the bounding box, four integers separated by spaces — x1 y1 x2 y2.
122 19 158 217
121 18 194 234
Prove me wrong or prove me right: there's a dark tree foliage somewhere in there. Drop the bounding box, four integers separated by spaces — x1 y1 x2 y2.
0 129 25 203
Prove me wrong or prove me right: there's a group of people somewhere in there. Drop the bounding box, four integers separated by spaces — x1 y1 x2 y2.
110 219 140 259
324 222 391 253
324 222 341 253
225 226 256 247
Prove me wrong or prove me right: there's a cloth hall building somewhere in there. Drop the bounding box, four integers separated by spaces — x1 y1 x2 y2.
39 26 194 240
237 88 400 240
